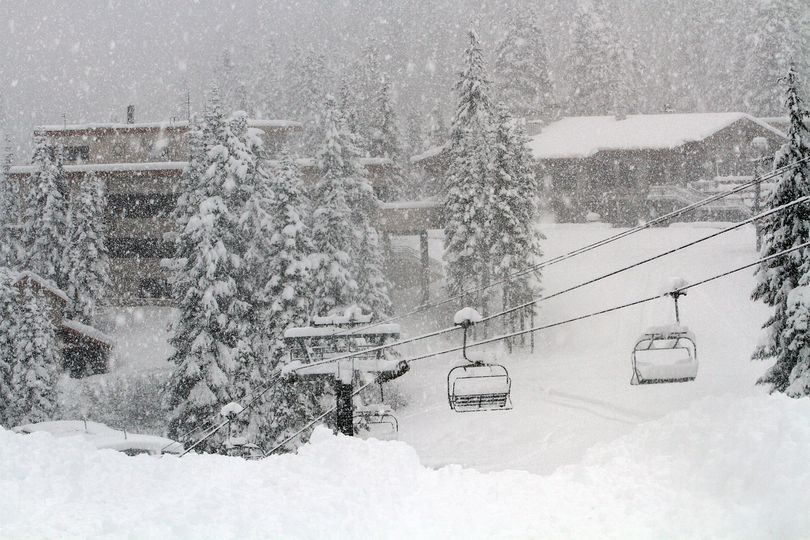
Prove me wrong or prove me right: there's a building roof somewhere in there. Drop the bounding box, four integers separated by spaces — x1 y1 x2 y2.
35 118 302 134
528 112 786 160
8 161 186 176
61 318 114 348
8 157 392 177
14 271 70 303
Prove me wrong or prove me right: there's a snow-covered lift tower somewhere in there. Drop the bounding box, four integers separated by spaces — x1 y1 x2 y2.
283 306 408 436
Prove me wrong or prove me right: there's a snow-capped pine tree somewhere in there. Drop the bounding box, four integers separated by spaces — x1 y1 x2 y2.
9 285 60 425
371 80 407 201
246 151 323 450
283 48 333 152
62 173 110 325
336 93 392 317
0 135 19 268
444 30 495 309
741 0 808 116
490 107 544 344
0 267 16 426
165 93 254 452
309 94 359 316
566 1 623 115
752 66 810 396
493 8 554 119
22 136 67 286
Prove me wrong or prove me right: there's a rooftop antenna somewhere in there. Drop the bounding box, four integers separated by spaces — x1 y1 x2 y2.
62 113 67 128
186 90 191 123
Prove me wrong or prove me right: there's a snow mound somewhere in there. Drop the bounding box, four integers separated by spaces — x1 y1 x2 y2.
2 395 809 538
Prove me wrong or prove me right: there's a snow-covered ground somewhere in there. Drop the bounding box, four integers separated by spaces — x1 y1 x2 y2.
6 222 805 538
393 223 772 474
2 394 809 539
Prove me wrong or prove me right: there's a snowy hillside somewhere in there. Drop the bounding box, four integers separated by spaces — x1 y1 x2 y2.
2 393 809 539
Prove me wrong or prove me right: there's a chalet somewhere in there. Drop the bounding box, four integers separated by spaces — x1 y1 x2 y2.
411 112 787 225
12 271 113 378
6 108 397 306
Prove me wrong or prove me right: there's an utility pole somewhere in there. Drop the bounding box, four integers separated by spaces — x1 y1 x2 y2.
335 359 354 436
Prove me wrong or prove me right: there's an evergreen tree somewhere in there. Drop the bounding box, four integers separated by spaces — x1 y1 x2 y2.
752 66 810 396
247 152 323 449
490 107 544 344
309 95 360 316
741 0 809 116
9 285 60 425
493 8 554 119
165 94 254 451
371 80 408 201
0 135 19 268
444 30 496 309
566 1 623 115
0 267 16 426
22 136 67 286
62 173 110 324
283 47 333 152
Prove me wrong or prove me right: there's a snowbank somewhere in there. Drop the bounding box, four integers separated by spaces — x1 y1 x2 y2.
2 394 808 539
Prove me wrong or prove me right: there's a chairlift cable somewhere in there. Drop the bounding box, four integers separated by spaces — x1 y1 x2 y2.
286 193 810 373
478 195 810 325
263 379 377 457
181 163 810 455
401 240 810 365
183 236 810 456
178 373 283 457
336 156 810 337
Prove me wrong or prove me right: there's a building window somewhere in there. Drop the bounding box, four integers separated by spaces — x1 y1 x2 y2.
108 237 174 258
64 145 90 162
138 278 172 299
107 193 177 218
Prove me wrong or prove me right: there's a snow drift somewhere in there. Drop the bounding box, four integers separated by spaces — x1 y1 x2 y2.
1 393 808 539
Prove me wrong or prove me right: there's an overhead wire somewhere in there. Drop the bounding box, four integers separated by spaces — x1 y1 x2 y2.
478 194 810 325
246 240 810 459
263 379 377 457
400 240 810 365
282 192 809 374
337 155 810 337
179 158 810 456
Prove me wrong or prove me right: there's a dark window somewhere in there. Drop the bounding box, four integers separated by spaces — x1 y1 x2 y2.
64 145 90 162
108 237 174 258
138 278 172 299
107 193 177 218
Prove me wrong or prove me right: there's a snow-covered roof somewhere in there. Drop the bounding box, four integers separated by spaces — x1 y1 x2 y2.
61 318 114 347
410 143 449 164
35 119 302 133
529 113 786 160
380 199 443 210
14 271 70 303
8 161 186 175
284 324 401 339
8 158 391 176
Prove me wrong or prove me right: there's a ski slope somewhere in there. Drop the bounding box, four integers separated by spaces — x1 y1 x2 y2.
390 222 773 473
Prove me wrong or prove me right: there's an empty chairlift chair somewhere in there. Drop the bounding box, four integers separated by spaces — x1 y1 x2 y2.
631 290 698 385
447 308 512 412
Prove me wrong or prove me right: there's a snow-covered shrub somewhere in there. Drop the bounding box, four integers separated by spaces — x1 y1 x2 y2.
59 371 170 436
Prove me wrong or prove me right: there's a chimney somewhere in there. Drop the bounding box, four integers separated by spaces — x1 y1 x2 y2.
126 105 135 124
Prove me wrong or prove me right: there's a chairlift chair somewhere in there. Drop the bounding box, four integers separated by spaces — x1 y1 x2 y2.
447 311 512 412
354 406 399 439
631 290 698 385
